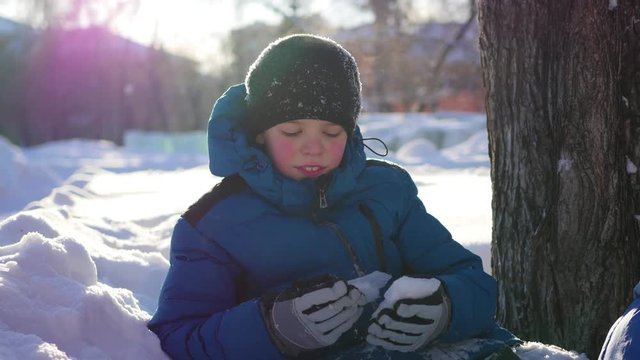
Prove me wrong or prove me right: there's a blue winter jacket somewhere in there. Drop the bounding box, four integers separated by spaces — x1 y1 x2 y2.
599 281 640 359
148 84 518 359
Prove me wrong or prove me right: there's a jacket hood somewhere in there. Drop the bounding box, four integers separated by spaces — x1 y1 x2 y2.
207 84 367 213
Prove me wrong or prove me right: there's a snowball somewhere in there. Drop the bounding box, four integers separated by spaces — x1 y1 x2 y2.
347 271 392 303
372 276 441 317
383 276 441 304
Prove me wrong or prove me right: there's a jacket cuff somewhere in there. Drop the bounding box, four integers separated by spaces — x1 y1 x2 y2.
436 274 495 343
206 298 284 359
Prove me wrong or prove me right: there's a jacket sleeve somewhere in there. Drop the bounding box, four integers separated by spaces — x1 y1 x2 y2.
148 218 283 360
599 294 640 359
394 170 497 343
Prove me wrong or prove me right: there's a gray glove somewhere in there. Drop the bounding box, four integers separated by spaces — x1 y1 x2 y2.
367 276 450 352
262 275 365 357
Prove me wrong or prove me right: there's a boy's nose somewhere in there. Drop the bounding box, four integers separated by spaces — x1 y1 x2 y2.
302 138 324 155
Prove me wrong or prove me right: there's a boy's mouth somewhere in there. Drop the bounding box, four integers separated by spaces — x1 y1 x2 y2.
296 165 326 177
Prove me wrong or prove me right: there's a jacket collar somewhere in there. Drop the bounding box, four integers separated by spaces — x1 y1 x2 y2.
208 84 366 213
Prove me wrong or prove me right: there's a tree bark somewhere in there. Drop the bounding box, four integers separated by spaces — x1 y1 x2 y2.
478 0 640 357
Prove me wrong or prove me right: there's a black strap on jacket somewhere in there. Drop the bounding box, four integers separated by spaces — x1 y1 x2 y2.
359 203 387 273
182 174 248 226
358 158 404 272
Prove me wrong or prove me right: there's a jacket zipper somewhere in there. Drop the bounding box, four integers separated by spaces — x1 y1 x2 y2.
314 176 364 276
316 174 332 209
324 222 366 277
318 185 328 209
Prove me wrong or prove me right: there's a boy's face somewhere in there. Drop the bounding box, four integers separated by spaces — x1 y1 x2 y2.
256 119 348 180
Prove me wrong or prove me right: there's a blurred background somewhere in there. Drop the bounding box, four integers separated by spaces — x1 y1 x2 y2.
0 0 481 147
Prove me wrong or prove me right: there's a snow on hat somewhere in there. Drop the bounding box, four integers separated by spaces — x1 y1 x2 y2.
244 34 362 139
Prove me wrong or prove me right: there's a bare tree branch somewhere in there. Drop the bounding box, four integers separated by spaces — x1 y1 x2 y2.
431 0 476 78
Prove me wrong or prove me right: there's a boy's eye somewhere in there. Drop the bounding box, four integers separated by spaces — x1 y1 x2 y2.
324 132 341 138
281 130 301 137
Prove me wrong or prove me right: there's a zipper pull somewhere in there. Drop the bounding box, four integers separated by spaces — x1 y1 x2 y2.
318 187 328 209
316 175 330 209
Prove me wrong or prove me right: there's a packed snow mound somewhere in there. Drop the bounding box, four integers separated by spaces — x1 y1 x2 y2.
0 233 167 360
0 136 60 216
516 342 588 359
0 210 63 247
22 136 208 182
124 130 208 154
0 135 26 189
1 206 171 311
442 130 489 163
396 138 451 166
0 330 69 360
359 112 486 151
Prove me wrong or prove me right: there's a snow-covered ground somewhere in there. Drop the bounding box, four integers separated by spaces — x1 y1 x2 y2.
0 113 588 359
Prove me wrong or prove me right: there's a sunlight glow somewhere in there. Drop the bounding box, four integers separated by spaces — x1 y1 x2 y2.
110 0 229 62
1 0 463 73
103 0 248 73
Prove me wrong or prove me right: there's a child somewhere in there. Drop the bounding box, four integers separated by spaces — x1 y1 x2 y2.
148 34 518 359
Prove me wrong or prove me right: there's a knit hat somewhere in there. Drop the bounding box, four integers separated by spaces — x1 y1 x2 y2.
244 34 362 139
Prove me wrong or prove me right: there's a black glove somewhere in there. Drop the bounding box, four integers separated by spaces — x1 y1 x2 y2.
261 275 365 357
367 276 450 352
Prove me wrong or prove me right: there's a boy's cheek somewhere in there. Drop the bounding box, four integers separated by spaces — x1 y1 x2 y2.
271 142 297 163
330 143 347 158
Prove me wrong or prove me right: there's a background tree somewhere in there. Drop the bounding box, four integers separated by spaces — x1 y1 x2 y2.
420 0 476 111
478 0 640 357
0 19 33 145
339 0 479 111
224 0 332 87
367 0 401 111
230 0 479 112
0 0 219 145
1 0 485 145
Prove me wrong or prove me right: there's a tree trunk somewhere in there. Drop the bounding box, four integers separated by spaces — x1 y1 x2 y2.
478 0 640 357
